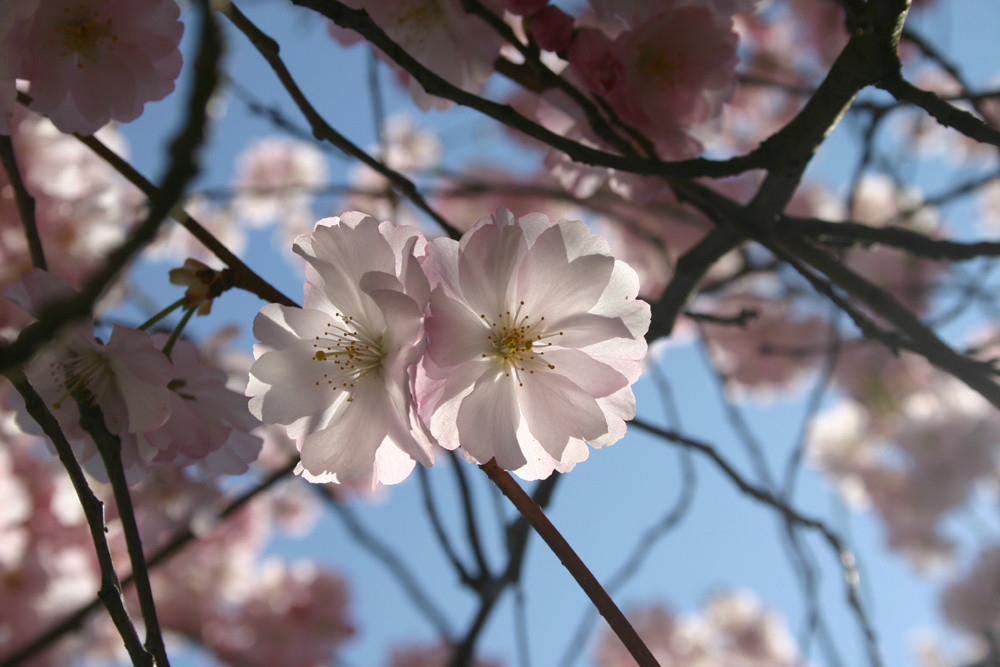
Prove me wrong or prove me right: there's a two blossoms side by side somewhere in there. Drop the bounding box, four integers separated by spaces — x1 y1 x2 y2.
247 208 651 486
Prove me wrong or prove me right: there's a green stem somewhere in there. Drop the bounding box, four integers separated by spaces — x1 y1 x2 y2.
161 305 197 358
137 297 187 331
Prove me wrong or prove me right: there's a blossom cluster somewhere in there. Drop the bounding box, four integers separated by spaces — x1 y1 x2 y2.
595 591 799 667
1 0 184 135
6 268 262 481
248 208 650 485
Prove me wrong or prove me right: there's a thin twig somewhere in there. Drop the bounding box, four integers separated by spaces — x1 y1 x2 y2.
631 419 883 667
0 135 45 269
221 2 462 240
480 460 660 667
73 395 170 667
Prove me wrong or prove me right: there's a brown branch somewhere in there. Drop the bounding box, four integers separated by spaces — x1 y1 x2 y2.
221 2 462 240
480 460 660 667
4 370 152 667
0 136 45 269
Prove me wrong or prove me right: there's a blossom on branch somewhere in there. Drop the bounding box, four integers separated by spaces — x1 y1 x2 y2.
18 0 184 135
419 209 649 479
333 0 506 111
247 213 436 486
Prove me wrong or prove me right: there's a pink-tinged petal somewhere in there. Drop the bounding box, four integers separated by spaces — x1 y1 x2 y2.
4 267 77 317
372 440 419 487
249 341 348 425
519 372 609 458
424 237 462 297
547 312 634 349
457 212 527 316
541 348 629 398
589 384 637 449
105 325 172 433
297 379 390 482
516 226 614 320
425 288 493 369
420 359 492 452
457 370 524 469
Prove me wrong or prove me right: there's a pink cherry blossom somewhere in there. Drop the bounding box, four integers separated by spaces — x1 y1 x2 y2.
7 269 173 445
608 6 739 157
19 0 184 135
0 111 142 330
233 136 328 232
247 212 436 485
504 0 547 17
419 209 649 479
128 335 262 476
336 0 506 111
595 592 798 667
203 560 354 667
568 28 623 96
941 545 1000 635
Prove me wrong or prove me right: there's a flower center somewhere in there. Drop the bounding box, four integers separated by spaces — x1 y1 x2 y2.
311 312 386 400
52 348 113 409
396 0 444 31
481 301 562 386
54 4 119 67
636 44 686 87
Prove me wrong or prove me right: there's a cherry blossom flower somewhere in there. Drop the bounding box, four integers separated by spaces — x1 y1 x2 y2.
336 0 506 110
595 592 798 667
204 559 354 667
233 136 328 232
247 212 436 485
7 269 173 447
608 5 739 157
419 209 649 479
19 0 184 135
941 545 1000 635
127 336 262 477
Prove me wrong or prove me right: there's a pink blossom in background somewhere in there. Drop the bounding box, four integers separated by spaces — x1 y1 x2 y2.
844 174 943 315
420 209 649 479
594 592 798 667
0 112 141 330
148 195 246 266
530 6 574 53
247 213 436 486
698 293 829 395
609 5 739 158
6 270 173 450
129 336 262 476
19 0 184 135
204 559 354 667
233 136 328 232
387 642 503 667
941 545 1000 635
0 421 102 667
337 0 506 111
340 114 441 228
503 0 547 17
810 378 1000 569
568 28 623 96
431 165 581 235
